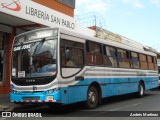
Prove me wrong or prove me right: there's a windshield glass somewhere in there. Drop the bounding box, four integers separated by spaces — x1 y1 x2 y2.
12 39 57 78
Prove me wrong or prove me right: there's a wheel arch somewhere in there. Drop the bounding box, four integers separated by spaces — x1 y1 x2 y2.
139 80 145 90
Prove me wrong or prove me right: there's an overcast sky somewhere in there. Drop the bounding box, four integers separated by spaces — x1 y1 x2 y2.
75 0 160 52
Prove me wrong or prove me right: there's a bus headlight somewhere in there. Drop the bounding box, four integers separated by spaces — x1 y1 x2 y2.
47 89 54 94
47 88 60 94
13 90 19 94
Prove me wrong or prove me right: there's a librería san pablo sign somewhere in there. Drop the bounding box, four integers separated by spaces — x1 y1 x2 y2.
0 0 76 31
25 6 75 29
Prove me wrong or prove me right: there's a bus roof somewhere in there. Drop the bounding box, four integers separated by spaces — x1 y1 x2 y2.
14 27 157 57
60 28 156 56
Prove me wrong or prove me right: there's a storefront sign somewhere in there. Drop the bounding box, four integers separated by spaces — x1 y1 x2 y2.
0 0 77 31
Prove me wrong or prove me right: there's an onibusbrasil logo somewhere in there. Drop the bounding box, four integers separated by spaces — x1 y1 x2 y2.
1 0 21 11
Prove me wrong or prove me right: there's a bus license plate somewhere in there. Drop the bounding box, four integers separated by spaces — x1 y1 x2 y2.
46 96 53 100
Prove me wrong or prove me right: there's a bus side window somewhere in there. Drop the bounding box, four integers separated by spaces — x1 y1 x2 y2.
130 52 140 69
104 46 118 67
117 49 130 68
158 65 160 73
86 41 94 65
86 41 103 66
103 46 111 67
148 56 154 70
139 54 148 70
94 43 103 65
154 57 157 70
61 46 66 67
61 40 84 68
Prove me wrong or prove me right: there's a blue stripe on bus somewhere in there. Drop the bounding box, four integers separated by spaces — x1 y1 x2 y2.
63 77 158 104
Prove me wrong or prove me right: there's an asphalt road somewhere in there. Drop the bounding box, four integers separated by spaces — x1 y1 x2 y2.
1 89 160 120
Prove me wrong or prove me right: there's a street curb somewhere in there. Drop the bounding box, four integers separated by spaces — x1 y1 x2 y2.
0 105 11 112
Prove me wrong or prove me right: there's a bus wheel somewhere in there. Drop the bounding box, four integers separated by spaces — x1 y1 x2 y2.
137 82 145 98
86 86 98 109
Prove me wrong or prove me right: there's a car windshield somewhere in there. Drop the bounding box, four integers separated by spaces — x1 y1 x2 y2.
12 38 57 78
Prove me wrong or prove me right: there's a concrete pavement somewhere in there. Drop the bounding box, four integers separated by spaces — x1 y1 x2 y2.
0 93 12 111
0 94 24 112
0 94 47 112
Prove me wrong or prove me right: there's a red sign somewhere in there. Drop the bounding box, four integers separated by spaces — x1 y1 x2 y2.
1 0 21 11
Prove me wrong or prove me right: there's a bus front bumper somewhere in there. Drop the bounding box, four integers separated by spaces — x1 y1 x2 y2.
10 90 60 103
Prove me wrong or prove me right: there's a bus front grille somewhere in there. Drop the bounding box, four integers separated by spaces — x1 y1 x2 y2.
22 97 40 100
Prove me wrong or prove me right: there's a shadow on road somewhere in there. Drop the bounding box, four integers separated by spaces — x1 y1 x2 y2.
101 91 155 105
11 103 88 117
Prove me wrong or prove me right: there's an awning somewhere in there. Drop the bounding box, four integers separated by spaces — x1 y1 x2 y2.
0 12 45 33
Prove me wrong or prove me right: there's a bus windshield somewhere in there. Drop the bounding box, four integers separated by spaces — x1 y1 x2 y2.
12 29 58 78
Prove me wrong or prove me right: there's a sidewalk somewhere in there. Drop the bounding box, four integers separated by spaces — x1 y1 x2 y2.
0 94 22 112
0 94 12 111
0 94 46 112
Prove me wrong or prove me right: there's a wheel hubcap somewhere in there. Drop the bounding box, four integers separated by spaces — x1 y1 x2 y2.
140 85 143 95
89 91 96 104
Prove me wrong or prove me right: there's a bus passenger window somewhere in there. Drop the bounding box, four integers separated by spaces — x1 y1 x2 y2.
86 41 103 66
86 42 94 65
67 48 84 67
117 49 130 68
104 46 118 67
61 46 66 67
139 54 148 70
94 44 103 65
158 66 160 73
130 52 140 69
148 56 155 70
154 57 157 70
60 40 84 68
65 47 74 67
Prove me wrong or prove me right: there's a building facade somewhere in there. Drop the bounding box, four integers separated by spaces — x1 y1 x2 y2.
0 0 75 94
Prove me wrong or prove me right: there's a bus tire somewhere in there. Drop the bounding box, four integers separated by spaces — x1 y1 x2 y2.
86 86 98 109
137 82 145 98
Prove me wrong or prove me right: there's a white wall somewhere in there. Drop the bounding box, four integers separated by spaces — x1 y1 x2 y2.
76 25 96 37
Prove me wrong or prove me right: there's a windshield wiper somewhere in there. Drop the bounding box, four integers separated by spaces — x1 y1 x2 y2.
33 38 45 55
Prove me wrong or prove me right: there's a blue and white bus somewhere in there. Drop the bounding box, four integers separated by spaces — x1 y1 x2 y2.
10 28 158 109
157 59 160 90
